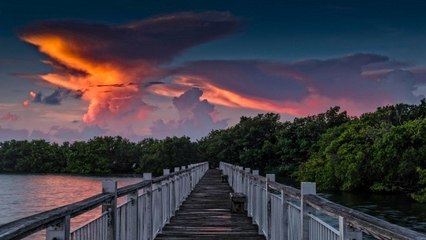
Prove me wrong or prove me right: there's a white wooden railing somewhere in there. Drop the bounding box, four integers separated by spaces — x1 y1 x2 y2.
220 161 426 240
0 162 209 240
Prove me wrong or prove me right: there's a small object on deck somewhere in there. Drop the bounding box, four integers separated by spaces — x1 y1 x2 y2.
221 174 228 183
230 192 246 213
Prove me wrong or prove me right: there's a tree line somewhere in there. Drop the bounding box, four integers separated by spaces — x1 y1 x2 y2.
1 99 426 202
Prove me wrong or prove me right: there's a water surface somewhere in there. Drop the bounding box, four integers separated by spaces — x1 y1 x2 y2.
0 174 142 239
1 174 426 239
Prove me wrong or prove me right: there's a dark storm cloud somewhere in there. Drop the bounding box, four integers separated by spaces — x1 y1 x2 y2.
20 11 241 65
32 89 81 105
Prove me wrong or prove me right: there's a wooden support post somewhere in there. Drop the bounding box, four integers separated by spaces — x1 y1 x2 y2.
143 173 153 240
266 174 275 240
244 168 250 210
252 170 259 224
189 165 194 191
281 190 289 240
163 169 171 224
339 216 362 240
102 180 117 240
46 215 70 240
301 182 316 240
174 167 180 211
127 190 138 240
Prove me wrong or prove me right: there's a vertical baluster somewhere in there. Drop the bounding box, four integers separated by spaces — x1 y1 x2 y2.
127 188 138 240
102 180 117 240
174 167 180 211
300 182 316 240
265 174 275 240
163 169 170 225
280 189 289 240
46 215 70 240
339 216 362 240
143 173 153 240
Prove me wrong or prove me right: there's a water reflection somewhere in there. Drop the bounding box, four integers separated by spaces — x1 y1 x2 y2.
0 174 142 239
320 192 426 233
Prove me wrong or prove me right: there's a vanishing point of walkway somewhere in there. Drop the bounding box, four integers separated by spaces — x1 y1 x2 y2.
156 169 265 240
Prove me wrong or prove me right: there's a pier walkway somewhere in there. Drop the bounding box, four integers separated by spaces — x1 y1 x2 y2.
1 161 426 240
156 169 264 240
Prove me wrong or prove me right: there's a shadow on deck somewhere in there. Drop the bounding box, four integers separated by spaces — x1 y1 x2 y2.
155 169 265 240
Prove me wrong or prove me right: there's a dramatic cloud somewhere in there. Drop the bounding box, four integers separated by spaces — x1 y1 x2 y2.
20 12 240 124
150 54 426 116
25 89 82 105
150 88 227 140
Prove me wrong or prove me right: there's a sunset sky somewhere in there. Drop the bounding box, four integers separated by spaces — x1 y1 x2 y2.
1 0 426 142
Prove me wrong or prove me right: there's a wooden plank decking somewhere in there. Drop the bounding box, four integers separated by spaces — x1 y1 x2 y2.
156 169 265 240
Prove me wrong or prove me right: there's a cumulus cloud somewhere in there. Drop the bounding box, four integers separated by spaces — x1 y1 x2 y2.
150 88 227 140
20 12 240 124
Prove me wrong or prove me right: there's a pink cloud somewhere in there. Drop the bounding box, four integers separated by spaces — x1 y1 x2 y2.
0 113 18 122
149 54 426 116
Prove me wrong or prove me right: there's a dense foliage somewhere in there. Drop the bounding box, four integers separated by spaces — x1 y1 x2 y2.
1 99 426 202
0 136 199 176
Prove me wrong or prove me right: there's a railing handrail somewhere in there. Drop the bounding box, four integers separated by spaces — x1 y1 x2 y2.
304 194 426 240
220 161 426 240
0 162 207 240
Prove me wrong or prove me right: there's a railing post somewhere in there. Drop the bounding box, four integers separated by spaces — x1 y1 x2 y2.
46 215 70 240
127 189 138 240
244 168 250 210
339 216 362 240
174 167 180 210
143 173 153 240
252 170 259 225
163 169 171 224
281 190 289 240
301 182 316 240
102 180 117 240
266 174 275 240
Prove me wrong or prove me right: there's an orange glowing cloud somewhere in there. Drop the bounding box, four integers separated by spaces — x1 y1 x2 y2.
148 75 393 117
21 33 153 124
19 12 240 125
149 75 304 115
29 91 37 98
22 99 30 108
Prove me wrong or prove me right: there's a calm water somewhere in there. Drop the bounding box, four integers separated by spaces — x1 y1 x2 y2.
0 174 142 239
320 191 426 234
0 174 425 239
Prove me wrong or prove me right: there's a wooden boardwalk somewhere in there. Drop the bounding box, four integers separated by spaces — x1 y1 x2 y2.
156 169 265 240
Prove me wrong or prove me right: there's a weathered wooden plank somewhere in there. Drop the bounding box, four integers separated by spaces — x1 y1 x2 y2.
155 169 265 240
